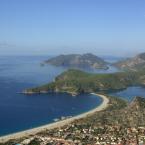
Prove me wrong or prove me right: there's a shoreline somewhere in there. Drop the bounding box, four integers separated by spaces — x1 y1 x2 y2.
0 93 109 143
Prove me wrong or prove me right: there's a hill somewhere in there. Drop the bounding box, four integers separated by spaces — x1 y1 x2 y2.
23 69 145 95
44 53 108 70
79 96 145 127
113 52 145 71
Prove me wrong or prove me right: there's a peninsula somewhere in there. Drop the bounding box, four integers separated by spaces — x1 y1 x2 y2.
23 68 145 95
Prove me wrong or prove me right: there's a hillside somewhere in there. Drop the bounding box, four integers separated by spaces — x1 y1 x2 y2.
23 69 145 95
79 96 145 127
44 53 108 69
114 52 145 71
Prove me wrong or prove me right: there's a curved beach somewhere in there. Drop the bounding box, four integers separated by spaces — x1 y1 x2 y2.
0 93 109 143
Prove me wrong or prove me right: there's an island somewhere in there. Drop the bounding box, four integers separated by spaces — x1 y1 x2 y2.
23 68 145 96
43 53 109 70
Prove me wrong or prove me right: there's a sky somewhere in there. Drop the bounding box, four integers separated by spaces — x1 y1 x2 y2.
0 0 145 56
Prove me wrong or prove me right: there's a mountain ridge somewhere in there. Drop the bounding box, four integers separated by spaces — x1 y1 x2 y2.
113 52 145 71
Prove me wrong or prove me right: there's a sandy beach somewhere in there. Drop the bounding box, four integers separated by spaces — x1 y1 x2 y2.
0 93 109 143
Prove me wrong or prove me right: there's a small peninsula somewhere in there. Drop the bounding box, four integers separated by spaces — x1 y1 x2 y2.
23 68 145 96
43 53 108 70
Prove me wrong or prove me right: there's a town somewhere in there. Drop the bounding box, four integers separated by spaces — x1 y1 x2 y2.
10 124 145 145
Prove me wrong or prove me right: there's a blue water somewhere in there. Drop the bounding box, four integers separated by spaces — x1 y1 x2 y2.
0 56 144 136
110 86 145 102
0 56 103 136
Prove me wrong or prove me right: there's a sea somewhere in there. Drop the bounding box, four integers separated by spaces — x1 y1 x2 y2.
0 55 145 136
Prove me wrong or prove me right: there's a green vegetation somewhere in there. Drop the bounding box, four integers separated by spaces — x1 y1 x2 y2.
25 68 145 95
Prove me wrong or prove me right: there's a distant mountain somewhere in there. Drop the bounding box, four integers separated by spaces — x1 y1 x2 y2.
113 52 145 71
43 53 108 70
